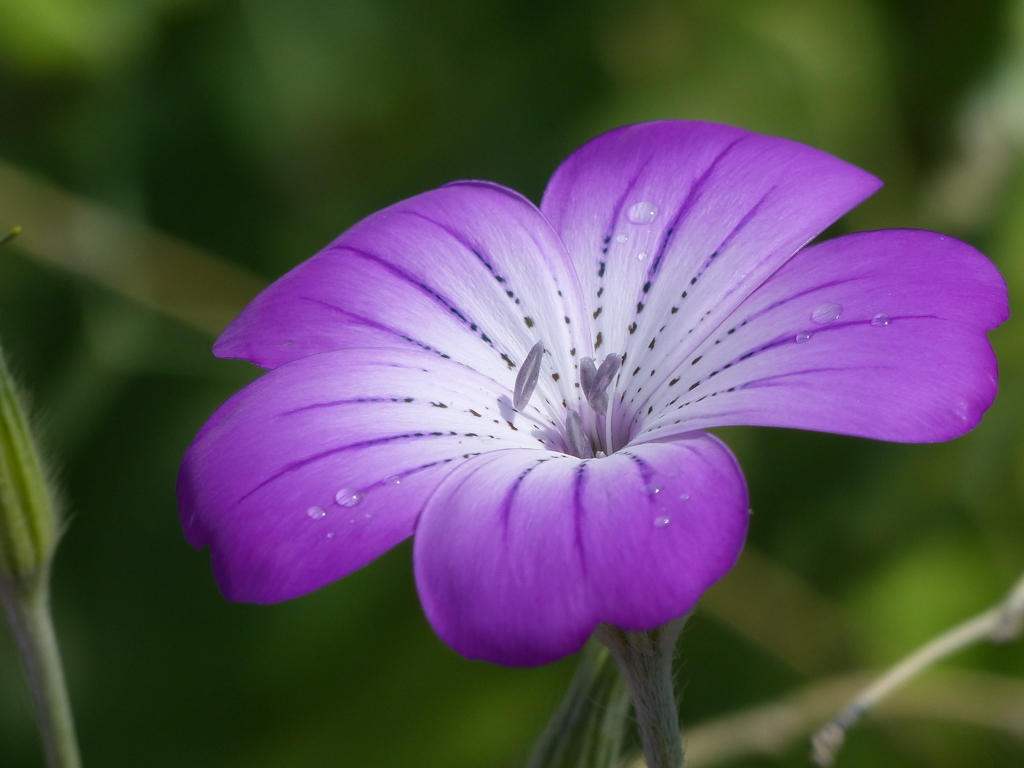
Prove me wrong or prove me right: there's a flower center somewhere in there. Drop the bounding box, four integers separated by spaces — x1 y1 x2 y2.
515 345 625 459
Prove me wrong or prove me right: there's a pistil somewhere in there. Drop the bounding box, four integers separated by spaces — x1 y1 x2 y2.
564 410 595 459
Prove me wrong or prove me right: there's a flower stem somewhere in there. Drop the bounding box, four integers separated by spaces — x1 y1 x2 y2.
526 639 631 768
1 575 81 768
596 616 688 768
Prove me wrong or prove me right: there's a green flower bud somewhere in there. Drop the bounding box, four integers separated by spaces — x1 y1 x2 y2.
0 344 58 586
0 227 58 586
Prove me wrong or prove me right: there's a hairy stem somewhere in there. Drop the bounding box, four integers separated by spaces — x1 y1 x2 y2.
1 576 81 768
596 616 688 768
526 639 630 768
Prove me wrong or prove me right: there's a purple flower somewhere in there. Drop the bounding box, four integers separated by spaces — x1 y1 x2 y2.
177 121 1008 667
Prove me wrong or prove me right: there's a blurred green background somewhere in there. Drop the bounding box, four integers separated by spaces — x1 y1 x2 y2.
0 0 1023 765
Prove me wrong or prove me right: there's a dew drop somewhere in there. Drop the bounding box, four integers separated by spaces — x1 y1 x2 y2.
326 532 335 538
335 488 362 507
627 201 659 224
283 340 295 346
795 331 813 343
364 512 373 519
384 475 402 486
615 234 629 243
811 303 842 324
647 483 661 494
637 252 648 261
680 493 690 500
654 516 672 528
307 506 326 520
871 313 891 327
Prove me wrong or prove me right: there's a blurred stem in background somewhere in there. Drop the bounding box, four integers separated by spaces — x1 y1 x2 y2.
526 639 630 768
812 568 1024 766
0 227 81 768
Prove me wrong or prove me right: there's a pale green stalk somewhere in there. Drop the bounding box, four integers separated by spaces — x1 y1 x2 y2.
0 229 81 768
0 575 80 768
527 639 631 768
596 617 689 768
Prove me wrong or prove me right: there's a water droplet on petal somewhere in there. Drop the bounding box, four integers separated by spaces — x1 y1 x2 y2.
647 483 661 494
307 506 326 520
680 493 690 500
615 234 629 243
795 331 813 343
364 512 373 519
384 475 402 486
871 313 891 327
335 488 362 507
627 201 659 224
812 303 842 324
326 532 335 538
654 516 672 528
637 252 648 261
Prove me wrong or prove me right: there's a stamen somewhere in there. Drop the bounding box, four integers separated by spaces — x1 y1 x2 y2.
513 340 545 412
580 353 622 414
564 409 595 459
580 357 599 401
594 353 622 392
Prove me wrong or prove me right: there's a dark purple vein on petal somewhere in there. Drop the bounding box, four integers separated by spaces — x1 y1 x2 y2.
621 451 656 493
624 138 749 395
298 297 450 358
235 431 499 506
361 450 486 492
601 157 654 255
651 322 867 414
280 396 421 416
742 276 863 323
645 136 748 281
338 245 515 365
667 189 775 316
711 187 775 258
400 209 543 330
632 307 935 430
592 156 653 331
402 210 512 285
499 459 548 542
740 365 887 390
572 462 589 574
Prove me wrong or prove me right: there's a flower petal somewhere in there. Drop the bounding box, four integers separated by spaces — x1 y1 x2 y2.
413 434 748 666
178 348 548 603
539 120 881 439
215 181 590 414
635 230 1009 443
